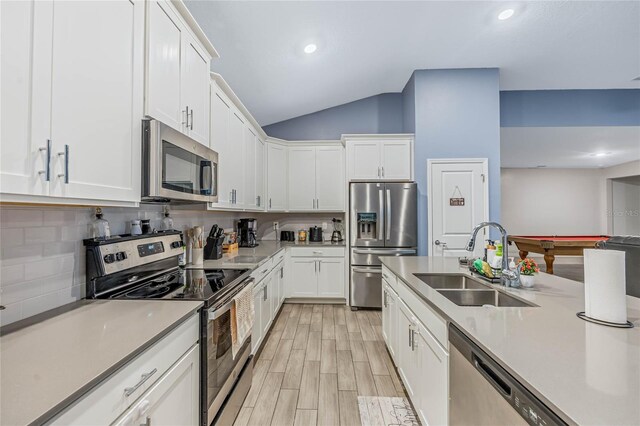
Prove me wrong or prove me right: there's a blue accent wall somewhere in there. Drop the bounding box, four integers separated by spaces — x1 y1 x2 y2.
402 72 416 133
263 93 403 140
501 89 640 127
412 68 501 255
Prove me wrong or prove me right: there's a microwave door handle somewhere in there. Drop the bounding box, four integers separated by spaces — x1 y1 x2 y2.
200 160 212 195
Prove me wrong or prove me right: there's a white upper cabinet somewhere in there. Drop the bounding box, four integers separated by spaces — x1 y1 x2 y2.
228 110 246 206
1 0 143 205
0 0 51 197
244 127 257 209
288 147 317 210
146 0 212 146
49 0 143 202
345 135 414 181
266 142 288 211
255 137 265 209
315 146 345 211
210 82 232 207
288 144 345 212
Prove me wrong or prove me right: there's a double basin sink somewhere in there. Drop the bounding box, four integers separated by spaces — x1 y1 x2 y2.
413 274 537 308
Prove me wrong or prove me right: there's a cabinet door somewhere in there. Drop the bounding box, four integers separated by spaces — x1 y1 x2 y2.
252 285 263 354
414 319 449 426
397 300 417 400
267 143 287 210
315 146 345 211
244 127 257 209
0 0 52 197
317 258 345 298
49 0 143 202
261 277 272 335
146 0 183 131
113 344 200 426
381 141 412 180
290 259 317 297
210 84 232 207
181 32 210 145
288 147 316 211
228 110 245 206
349 141 381 180
255 137 265 209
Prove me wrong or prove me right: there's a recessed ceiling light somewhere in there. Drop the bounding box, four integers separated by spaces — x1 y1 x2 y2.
591 152 611 157
498 9 515 20
304 44 317 54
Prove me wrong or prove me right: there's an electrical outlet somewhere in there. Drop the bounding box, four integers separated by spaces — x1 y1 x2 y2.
322 222 328 230
273 222 279 231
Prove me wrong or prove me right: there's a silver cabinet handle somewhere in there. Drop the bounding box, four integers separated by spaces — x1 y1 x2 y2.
411 328 418 351
189 107 194 130
269 198 272 209
314 260 317 274
316 198 319 209
280 268 284 279
256 195 261 207
57 145 69 184
263 285 267 301
230 191 234 203
385 189 391 240
408 326 412 348
318 260 321 273
381 166 385 177
312 250 323 254
140 417 151 426
312 198 315 209
182 106 189 127
383 290 388 307
38 139 52 181
124 368 157 397
377 167 381 178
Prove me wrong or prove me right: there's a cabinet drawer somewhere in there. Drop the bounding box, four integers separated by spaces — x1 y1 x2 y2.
272 248 286 265
251 258 273 282
289 247 345 258
50 313 199 425
382 265 397 288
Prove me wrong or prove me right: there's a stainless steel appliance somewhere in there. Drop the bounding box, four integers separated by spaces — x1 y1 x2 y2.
350 182 417 309
237 218 258 248
84 232 253 426
598 236 640 298
309 226 323 242
142 119 218 204
449 325 565 426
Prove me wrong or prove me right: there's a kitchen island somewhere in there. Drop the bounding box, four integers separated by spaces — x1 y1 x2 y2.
379 256 640 426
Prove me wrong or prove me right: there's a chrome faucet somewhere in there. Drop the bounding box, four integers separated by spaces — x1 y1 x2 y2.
466 221 520 287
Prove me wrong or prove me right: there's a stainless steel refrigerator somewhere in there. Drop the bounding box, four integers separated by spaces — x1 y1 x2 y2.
350 182 417 309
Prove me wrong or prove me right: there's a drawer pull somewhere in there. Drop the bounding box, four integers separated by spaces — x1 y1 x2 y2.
124 368 157 397
312 251 323 254
140 417 151 426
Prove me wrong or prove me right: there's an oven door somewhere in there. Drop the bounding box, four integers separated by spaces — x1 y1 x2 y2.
143 119 218 203
204 279 253 425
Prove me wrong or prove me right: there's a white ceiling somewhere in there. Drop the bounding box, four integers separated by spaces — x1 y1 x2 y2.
501 126 640 168
185 1 640 126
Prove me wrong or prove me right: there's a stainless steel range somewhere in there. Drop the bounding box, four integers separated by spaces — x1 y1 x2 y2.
84 231 253 426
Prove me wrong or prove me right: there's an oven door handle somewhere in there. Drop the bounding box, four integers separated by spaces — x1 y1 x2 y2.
208 277 255 320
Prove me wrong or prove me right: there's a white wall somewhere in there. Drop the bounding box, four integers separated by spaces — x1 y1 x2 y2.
501 168 605 235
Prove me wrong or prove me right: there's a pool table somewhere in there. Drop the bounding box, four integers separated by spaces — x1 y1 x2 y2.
507 235 609 274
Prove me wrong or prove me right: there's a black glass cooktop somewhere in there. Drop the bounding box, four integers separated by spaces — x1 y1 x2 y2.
110 268 249 307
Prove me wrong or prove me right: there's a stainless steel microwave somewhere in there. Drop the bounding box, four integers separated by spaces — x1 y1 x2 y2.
142 119 218 203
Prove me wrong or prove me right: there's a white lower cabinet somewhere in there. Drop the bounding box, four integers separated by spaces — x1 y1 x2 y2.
252 256 287 355
113 344 200 426
289 248 346 299
252 281 265 354
51 314 199 425
383 271 449 426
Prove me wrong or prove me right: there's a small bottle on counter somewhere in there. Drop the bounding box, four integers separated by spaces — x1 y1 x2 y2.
161 206 174 231
89 207 111 240
178 244 186 267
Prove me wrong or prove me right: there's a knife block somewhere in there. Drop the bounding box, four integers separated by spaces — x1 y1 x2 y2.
204 236 224 260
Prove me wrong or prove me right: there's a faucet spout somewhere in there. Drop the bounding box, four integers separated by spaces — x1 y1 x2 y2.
466 221 516 286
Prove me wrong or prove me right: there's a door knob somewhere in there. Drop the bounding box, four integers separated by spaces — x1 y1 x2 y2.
434 240 446 246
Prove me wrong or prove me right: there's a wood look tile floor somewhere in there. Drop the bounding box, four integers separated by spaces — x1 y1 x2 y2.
235 304 408 426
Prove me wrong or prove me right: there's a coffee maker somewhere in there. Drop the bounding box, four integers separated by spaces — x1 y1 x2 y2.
237 218 258 248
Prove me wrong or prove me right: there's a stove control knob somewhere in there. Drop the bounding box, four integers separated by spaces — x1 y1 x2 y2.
115 251 127 261
104 254 115 264
170 241 182 249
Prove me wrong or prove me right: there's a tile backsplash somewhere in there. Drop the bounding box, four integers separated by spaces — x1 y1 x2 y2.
0 205 241 326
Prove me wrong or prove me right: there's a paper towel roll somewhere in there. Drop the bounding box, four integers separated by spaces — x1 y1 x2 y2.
584 249 627 324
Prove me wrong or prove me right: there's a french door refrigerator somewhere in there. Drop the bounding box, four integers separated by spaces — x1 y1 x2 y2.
350 182 417 309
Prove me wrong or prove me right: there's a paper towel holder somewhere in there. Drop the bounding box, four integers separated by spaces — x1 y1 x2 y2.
576 312 634 328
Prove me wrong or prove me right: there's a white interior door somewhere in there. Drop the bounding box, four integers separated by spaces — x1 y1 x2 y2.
428 159 488 257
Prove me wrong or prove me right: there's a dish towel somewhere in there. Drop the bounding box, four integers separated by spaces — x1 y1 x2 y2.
231 282 254 359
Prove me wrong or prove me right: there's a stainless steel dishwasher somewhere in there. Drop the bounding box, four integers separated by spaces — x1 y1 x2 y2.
449 325 566 426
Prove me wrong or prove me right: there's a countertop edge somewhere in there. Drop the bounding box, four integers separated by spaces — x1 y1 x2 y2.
28 302 203 426
379 259 578 426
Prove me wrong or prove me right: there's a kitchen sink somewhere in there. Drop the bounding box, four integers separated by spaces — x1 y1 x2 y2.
437 289 537 308
413 273 489 290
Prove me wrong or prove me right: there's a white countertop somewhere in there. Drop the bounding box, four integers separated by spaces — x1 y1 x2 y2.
379 256 640 426
198 240 345 269
0 300 203 425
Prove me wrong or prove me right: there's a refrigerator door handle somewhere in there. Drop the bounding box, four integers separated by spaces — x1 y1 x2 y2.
386 189 391 241
378 189 384 241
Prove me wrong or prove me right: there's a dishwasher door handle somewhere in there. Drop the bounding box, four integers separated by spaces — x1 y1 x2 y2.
472 353 512 397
